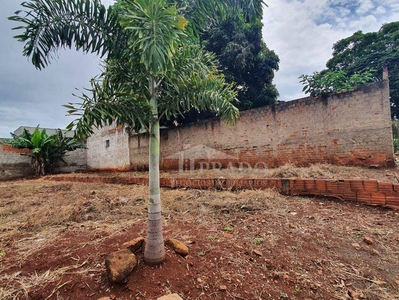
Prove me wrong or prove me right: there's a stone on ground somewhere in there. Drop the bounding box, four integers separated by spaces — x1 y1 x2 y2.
165 238 189 256
123 237 145 253
105 249 137 283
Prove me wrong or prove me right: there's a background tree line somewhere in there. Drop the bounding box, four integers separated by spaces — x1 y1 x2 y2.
300 21 399 119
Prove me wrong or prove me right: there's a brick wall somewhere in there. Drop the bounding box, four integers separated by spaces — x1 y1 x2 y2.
0 143 33 180
46 175 399 211
0 143 87 180
126 80 394 170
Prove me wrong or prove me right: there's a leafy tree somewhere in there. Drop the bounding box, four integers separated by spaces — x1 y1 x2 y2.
168 0 279 124
201 10 279 111
9 0 239 264
7 127 81 176
299 69 376 96
300 21 399 117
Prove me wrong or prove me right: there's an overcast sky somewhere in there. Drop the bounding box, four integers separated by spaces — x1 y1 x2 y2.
0 0 398 138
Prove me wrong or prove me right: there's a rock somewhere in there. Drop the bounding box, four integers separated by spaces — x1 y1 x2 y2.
253 250 262 256
363 236 373 245
97 298 110 300
219 284 227 291
123 237 145 253
105 249 137 283
157 293 183 300
165 238 189 256
351 243 361 250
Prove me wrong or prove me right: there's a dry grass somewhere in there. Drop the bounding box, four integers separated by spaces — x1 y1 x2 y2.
1 168 399 300
0 180 287 299
46 163 398 183
0 258 94 300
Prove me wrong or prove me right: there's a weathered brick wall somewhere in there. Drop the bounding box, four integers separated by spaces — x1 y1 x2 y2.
0 143 33 180
86 124 131 171
46 175 399 211
97 79 393 171
0 143 87 180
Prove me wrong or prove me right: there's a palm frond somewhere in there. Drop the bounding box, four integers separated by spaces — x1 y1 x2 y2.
9 0 123 69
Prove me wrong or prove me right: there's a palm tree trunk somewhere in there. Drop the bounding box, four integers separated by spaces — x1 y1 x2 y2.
144 75 165 265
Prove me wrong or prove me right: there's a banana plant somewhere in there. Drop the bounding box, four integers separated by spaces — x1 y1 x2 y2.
7 127 81 176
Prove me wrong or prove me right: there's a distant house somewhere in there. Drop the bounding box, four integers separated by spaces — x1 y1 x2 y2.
13 126 75 138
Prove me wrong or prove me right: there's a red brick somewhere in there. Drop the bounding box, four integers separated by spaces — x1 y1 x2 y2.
302 179 316 191
370 193 386 206
326 180 339 193
363 180 378 192
189 179 214 189
315 179 327 193
350 180 364 191
386 205 399 210
2 144 30 154
338 180 352 192
356 191 372 204
393 184 399 193
343 192 357 202
160 178 171 187
292 179 306 191
378 182 393 193
253 179 272 190
385 196 399 207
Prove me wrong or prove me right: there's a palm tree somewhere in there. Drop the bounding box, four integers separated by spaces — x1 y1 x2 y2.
9 0 241 264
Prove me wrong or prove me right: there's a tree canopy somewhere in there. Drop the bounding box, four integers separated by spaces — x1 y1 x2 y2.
202 12 279 111
160 0 279 125
300 21 399 118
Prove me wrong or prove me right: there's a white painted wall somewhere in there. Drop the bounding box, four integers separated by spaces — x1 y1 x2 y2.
86 124 130 170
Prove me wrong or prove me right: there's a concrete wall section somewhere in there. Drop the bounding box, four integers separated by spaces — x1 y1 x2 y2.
129 132 150 171
86 124 131 171
54 148 87 173
0 143 88 180
0 143 34 180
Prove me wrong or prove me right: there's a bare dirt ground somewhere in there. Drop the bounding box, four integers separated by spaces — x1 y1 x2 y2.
1 164 399 300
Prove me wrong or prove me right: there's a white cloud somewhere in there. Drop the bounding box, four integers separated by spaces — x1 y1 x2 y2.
0 0 398 137
262 0 399 101
0 0 113 138
356 0 375 14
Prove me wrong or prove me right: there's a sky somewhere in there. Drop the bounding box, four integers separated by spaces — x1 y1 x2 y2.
0 0 398 138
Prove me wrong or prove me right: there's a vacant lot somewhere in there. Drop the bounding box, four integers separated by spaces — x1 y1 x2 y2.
1 165 399 300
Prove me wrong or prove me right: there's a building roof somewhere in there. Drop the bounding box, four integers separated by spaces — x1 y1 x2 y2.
13 126 75 138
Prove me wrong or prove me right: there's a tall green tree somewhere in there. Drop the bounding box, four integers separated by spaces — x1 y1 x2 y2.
166 0 279 124
300 21 399 117
10 0 238 264
202 14 279 111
